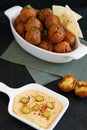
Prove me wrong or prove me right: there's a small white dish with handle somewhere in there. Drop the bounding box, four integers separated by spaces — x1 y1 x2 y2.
0 82 69 130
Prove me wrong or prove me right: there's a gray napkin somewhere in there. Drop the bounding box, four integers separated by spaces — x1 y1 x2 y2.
1 39 87 85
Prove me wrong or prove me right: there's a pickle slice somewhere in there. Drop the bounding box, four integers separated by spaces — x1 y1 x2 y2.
33 104 40 111
42 110 51 118
20 97 29 104
46 102 54 109
35 95 44 102
21 106 31 114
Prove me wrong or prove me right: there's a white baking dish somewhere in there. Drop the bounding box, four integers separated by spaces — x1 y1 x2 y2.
4 6 87 63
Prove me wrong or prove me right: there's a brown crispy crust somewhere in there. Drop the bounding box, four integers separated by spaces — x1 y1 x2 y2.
54 41 72 53
58 74 76 92
74 81 87 97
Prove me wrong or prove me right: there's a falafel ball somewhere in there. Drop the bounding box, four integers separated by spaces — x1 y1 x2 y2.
20 5 37 23
54 41 72 53
37 8 53 22
38 40 53 51
15 23 25 37
64 31 76 48
45 15 61 29
25 28 41 45
25 17 43 31
48 25 65 44
58 73 76 92
14 14 21 26
74 81 87 97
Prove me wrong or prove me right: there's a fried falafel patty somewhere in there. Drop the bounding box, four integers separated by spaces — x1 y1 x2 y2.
54 41 72 53
64 31 76 48
20 5 37 23
58 74 76 92
48 25 65 44
37 8 53 22
39 40 53 51
74 81 87 97
25 28 41 45
25 17 43 31
45 15 61 29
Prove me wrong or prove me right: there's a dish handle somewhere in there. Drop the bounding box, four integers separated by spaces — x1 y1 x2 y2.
4 6 22 20
0 82 14 97
69 44 87 60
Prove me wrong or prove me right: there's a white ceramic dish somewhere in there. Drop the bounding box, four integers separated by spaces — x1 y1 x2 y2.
4 6 87 63
0 82 69 130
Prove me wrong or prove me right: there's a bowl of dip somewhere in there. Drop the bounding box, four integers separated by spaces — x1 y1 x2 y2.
0 82 69 130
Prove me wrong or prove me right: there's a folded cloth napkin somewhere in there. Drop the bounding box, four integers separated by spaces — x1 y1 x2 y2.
1 38 87 85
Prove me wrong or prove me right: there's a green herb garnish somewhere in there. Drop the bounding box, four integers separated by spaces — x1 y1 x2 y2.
42 29 48 37
25 4 32 9
29 28 35 32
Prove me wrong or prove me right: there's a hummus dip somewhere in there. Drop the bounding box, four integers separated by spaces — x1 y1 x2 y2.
13 89 63 129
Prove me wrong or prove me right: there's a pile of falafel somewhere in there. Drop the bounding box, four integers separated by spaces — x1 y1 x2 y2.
14 4 76 53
